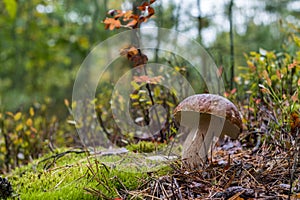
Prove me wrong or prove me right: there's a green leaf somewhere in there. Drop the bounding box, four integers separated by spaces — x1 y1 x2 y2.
3 0 17 19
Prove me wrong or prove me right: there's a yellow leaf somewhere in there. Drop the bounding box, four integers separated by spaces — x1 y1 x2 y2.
282 67 287 75
13 138 19 145
72 101 76 108
29 107 34 116
25 130 31 136
0 146 6 153
154 87 160 97
26 118 33 127
64 99 69 107
130 94 139 100
14 112 22 121
15 124 23 131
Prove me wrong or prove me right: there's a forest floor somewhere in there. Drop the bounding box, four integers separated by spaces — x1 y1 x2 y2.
6 134 300 199
130 136 300 199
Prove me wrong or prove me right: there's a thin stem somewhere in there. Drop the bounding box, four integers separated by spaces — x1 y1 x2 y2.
132 29 163 141
229 0 235 90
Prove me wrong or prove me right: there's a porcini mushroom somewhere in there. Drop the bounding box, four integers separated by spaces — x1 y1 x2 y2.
173 94 242 168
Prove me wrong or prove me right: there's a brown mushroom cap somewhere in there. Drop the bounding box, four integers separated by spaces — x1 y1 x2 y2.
173 94 242 139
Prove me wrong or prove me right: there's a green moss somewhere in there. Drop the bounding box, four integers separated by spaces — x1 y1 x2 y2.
6 147 172 199
126 141 166 153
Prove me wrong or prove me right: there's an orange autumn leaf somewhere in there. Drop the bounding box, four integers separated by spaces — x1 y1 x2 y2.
120 46 148 67
147 6 155 18
255 98 261 104
123 10 133 21
262 70 271 86
120 46 139 58
126 19 138 28
103 18 121 30
290 112 300 135
288 60 297 70
291 92 298 102
104 1 155 30
137 2 150 11
137 0 156 11
231 88 237 94
276 69 281 79
137 1 155 18
113 10 123 19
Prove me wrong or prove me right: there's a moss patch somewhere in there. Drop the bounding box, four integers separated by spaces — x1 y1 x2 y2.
6 147 173 199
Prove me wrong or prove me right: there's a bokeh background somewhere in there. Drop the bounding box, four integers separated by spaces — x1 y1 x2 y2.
1 0 299 112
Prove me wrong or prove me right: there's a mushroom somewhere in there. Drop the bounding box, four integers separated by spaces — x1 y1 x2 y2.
173 94 242 168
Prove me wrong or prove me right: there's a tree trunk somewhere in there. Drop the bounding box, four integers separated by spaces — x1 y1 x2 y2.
229 0 235 90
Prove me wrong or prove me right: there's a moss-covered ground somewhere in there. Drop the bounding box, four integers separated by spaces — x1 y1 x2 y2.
5 144 175 200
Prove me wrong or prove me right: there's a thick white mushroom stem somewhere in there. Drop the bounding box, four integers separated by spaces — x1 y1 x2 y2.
182 113 225 169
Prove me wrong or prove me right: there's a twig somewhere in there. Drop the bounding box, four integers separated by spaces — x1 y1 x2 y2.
251 133 262 154
173 176 183 199
38 149 88 169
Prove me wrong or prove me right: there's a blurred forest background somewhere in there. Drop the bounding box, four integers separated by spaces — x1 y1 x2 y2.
1 0 299 112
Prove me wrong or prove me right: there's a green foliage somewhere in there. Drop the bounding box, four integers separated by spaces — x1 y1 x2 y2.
0 0 109 112
0 100 77 172
3 0 17 19
237 22 300 140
